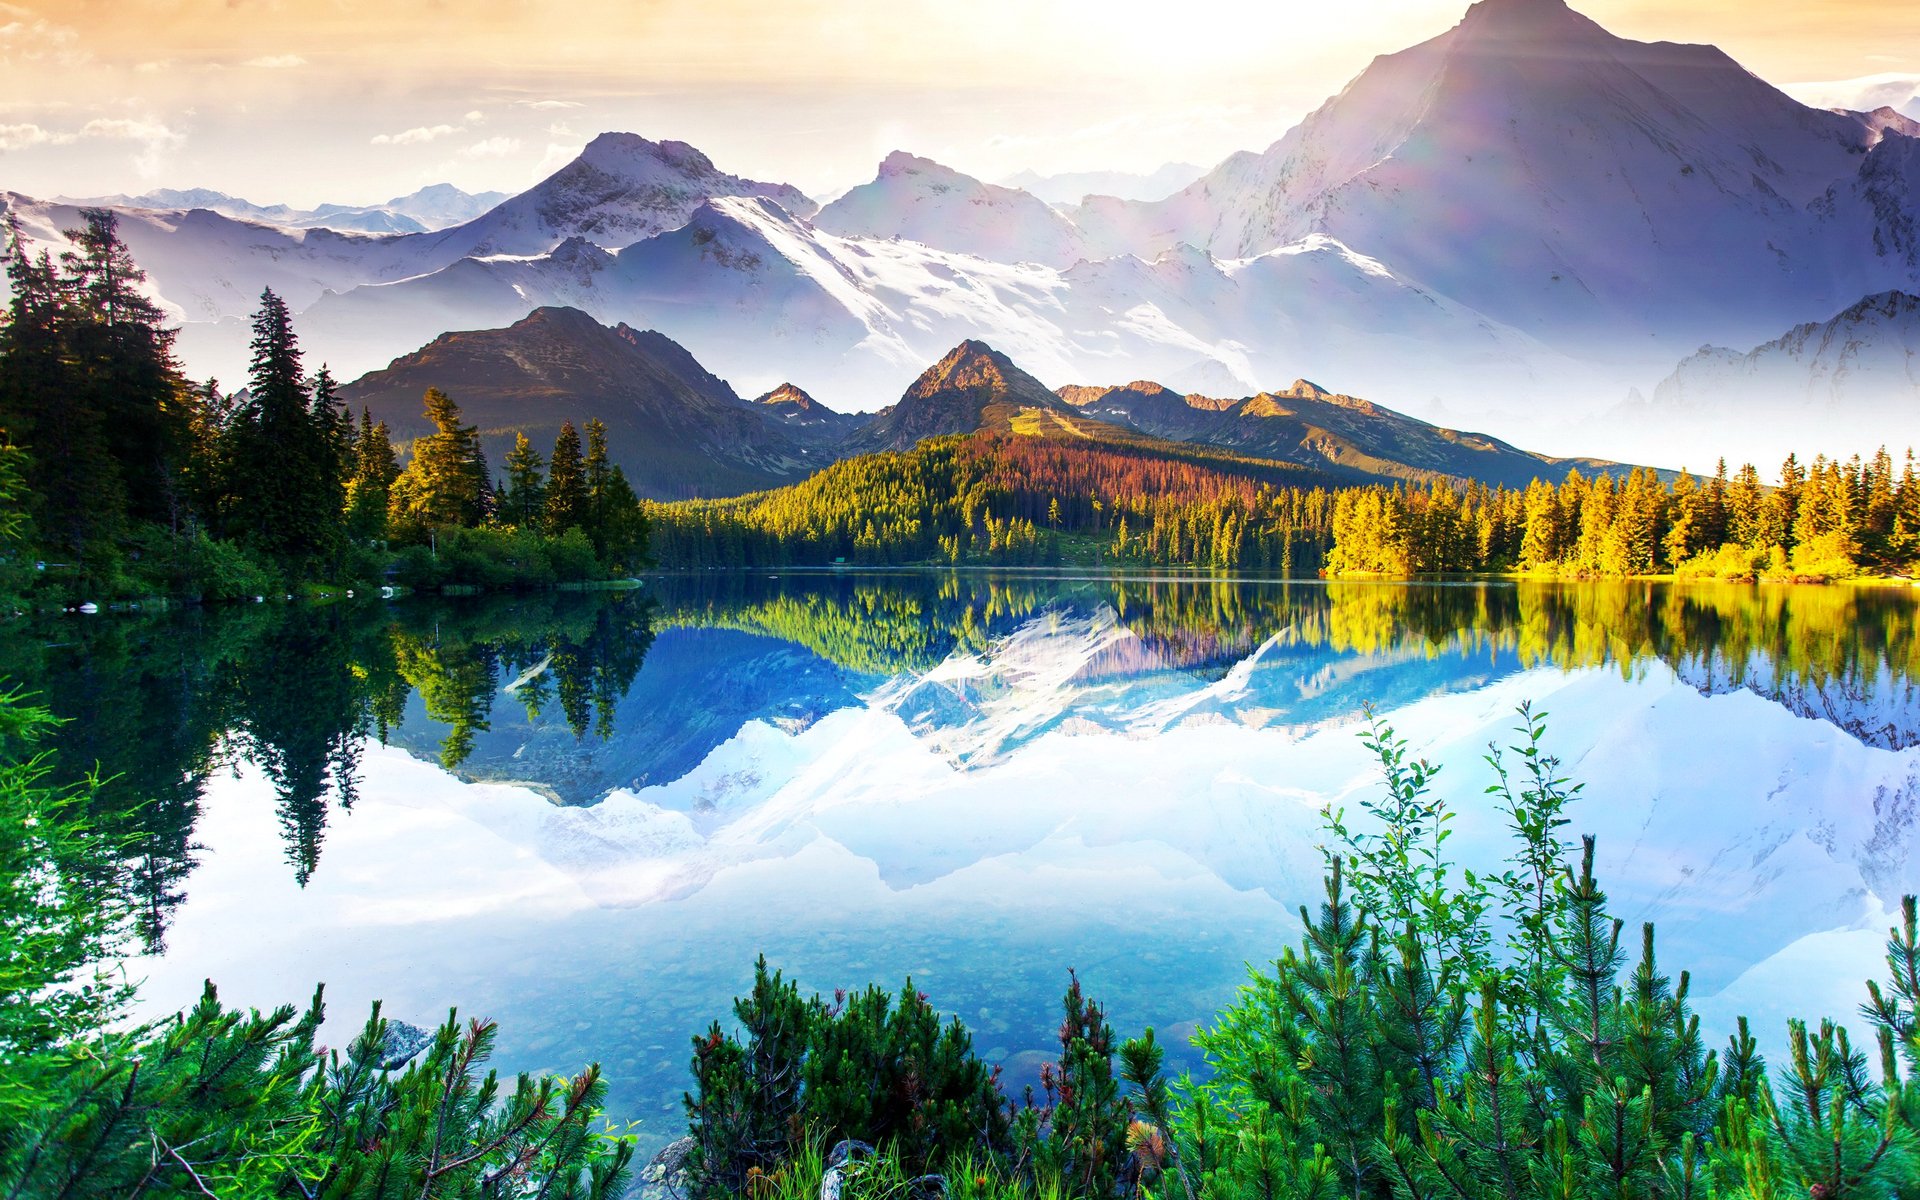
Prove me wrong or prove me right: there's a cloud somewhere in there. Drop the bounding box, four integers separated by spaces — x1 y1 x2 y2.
464 110 484 123
462 136 521 159
526 141 582 183
0 10 86 67
521 100 582 110
242 53 307 68
0 114 185 161
79 117 184 144
372 123 461 146
68 117 186 178
0 121 56 151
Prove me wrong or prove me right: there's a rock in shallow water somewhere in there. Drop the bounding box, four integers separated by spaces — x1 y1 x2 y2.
377 1020 431 1070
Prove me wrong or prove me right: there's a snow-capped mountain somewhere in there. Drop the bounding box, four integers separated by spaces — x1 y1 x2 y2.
1071 0 1920 370
1001 163 1207 206
289 191 1572 418
1641 291 1920 463
10 0 1920 466
423 132 816 260
1785 74 1920 124
815 152 1089 268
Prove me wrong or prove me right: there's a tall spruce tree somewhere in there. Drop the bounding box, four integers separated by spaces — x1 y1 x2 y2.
344 408 399 542
546 420 587 536
501 431 547 529
58 209 192 532
0 215 124 552
220 289 343 569
582 416 646 568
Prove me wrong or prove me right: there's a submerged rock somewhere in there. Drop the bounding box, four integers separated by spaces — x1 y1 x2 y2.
377 1020 432 1070
636 1136 694 1200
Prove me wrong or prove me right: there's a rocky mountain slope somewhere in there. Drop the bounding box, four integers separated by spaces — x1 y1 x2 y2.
340 314 1630 496
751 384 870 448
337 306 855 498
844 340 1083 453
1059 378 1629 486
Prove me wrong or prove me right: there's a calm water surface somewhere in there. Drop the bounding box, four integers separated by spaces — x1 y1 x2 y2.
15 573 1920 1150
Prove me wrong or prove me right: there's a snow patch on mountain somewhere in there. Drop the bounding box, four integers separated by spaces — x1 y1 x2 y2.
816 152 1088 269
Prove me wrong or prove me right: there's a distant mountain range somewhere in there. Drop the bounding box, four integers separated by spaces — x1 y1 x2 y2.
1000 164 1207 206
1643 291 1920 454
338 307 1627 497
56 183 509 235
8 0 1920 468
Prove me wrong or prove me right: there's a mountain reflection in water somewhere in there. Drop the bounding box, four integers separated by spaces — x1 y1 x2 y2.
9 572 1919 1145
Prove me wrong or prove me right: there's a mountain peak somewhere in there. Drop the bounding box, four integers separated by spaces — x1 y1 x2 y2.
578 131 716 175
906 339 1061 410
877 150 942 179
845 341 1063 453
1454 0 1605 42
755 382 822 411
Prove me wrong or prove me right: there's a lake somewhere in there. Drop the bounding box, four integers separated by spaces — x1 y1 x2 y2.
13 572 1920 1153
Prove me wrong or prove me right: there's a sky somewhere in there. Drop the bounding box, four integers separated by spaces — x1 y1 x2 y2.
2 0 1917 207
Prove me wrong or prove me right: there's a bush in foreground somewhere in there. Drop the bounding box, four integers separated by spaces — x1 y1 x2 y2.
0 685 634 1199
683 707 1920 1200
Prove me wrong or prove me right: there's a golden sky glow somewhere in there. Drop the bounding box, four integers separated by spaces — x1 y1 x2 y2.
3 0 1917 205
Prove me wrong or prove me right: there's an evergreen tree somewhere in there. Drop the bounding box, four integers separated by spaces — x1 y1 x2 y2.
546 420 588 536
582 417 647 568
501 432 547 530
343 408 399 542
0 215 125 552
58 208 192 531
219 289 343 569
387 388 488 540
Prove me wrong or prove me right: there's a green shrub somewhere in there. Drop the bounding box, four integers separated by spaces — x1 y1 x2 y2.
684 958 1014 1196
1141 709 1920 1200
0 684 635 1198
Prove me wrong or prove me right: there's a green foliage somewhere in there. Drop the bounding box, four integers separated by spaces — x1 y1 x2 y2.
1328 452 1919 581
1147 711 1920 1200
646 435 1337 571
1013 972 1130 1198
389 387 491 539
685 958 1011 1197
0 679 635 1199
390 524 601 590
0 687 134 1138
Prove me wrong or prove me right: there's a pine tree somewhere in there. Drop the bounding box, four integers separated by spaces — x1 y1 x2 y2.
546 421 588 536
388 388 488 540
344 408 399 542
581 417 646 568
502 431 547 530
0 215 125 552
58 208 192 531
219 289 342 569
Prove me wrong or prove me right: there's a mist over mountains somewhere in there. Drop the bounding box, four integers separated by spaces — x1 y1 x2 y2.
6 0 1919 471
